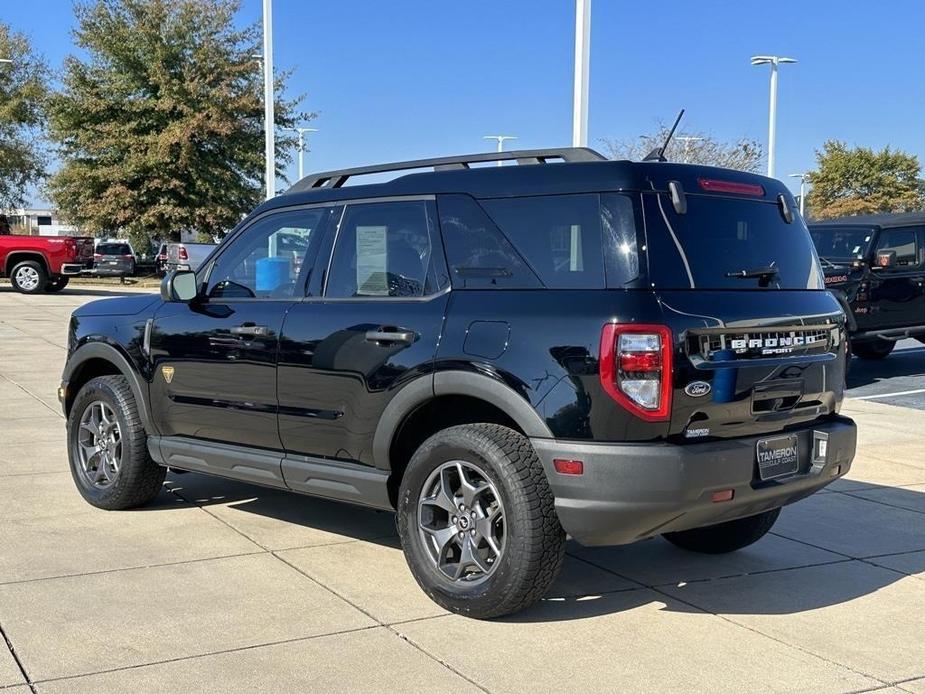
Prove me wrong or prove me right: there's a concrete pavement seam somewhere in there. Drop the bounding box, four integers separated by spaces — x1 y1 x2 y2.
0 622 36 694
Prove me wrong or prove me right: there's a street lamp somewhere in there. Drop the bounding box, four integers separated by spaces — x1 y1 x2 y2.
750 55 796 179
789 172 808 216
0 59 13 64
572 0 591 147
262 0 275 199
675 136 703 164
284 126 318 180
483 135 517 166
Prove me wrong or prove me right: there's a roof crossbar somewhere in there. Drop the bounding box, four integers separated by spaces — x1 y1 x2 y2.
289 147 607 191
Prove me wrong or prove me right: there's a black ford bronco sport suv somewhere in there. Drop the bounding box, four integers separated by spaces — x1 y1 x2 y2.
61 148 857 618
809 213 925 360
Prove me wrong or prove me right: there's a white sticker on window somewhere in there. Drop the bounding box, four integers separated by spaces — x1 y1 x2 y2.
356 225 388 296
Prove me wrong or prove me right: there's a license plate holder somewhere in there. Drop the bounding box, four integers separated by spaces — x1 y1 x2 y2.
756 434 799 481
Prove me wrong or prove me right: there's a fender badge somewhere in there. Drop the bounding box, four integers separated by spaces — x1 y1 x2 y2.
685 381 711 397
161 366 175 384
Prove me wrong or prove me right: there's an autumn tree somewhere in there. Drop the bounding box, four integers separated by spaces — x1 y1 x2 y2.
806 141 924 219
0 22 50 210
47 0 310 250
600 124 763 173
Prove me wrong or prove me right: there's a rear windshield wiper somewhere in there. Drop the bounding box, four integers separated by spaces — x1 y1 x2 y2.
725 265 779 287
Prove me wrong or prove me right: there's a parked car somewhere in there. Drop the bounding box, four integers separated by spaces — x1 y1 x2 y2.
0 234 94 293
166 241 215 272
93 241 136 278
809 212 925 359
60 148 856 618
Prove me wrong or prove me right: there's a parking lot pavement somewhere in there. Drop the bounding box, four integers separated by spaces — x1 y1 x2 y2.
847 339 925 410
0 286 923 693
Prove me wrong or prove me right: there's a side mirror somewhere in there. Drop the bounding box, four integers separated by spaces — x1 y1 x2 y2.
161 270 199 302
875 251 896 269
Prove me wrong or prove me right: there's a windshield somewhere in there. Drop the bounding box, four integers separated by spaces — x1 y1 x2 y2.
643 193 824 290
808 226 874 262
97 243 130 255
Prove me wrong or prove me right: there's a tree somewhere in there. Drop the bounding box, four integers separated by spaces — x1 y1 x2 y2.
806 141 924 219
600 124 764 173
47 0 309 250
0 22 50 210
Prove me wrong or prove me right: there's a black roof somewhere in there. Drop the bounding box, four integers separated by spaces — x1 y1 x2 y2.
808 212 925 229
252 147 792 217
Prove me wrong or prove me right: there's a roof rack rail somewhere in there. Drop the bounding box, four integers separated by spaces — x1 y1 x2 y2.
288 147 607 191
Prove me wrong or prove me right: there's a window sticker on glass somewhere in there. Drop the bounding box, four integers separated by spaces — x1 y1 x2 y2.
356 225 388 296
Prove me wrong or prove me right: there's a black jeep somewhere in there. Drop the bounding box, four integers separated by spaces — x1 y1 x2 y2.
60 148 856 618
809 213 925 359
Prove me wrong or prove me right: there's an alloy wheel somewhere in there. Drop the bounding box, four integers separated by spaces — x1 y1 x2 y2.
75 401 123 489
14 266 40 291
417 460 506 584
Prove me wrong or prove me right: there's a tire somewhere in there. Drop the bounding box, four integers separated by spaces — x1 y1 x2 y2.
397 424 566 619
10 260 47 294
66 375 166 509
663 507 781 554
45 276 70 292
851 340 895 360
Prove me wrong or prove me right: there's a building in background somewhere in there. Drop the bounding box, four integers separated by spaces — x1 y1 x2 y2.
3 208 81 236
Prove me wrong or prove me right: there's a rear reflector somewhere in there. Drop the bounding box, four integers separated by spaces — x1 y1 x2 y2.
553 459 584 475
698 178 765 196
711 489 734 503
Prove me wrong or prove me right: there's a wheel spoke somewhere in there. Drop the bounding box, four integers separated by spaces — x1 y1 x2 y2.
457 462 490 508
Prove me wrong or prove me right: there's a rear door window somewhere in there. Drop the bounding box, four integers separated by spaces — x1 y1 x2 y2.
643 193 824 290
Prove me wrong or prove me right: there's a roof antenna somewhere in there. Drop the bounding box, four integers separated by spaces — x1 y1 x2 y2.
643 109 685 162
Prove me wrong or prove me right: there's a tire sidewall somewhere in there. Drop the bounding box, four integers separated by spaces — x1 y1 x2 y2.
67 377 142 506
397 432 530 611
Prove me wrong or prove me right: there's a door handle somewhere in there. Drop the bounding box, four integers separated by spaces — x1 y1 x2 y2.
365 329 416 344
230 324 269 337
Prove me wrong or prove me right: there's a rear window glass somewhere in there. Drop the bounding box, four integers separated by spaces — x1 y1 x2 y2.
481 194 606 289
96 243 130 255
643 193 824 290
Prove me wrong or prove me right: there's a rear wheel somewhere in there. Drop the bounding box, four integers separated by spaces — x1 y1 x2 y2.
397 424 566 619
851 340 895 360
45 276 70 292
67 375 166 509
663 508 780 554
10 260 47 294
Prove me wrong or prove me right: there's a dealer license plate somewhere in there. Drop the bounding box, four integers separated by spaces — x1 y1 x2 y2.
756 434 799 481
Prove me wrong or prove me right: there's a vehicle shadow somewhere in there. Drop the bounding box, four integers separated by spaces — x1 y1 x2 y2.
847 344 925 388
153 472 924 623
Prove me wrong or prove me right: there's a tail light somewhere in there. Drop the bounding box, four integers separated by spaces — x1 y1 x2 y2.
599 324 673 421
178 247 189 261
93 253 102 261
123 254 133 259
698 178 765 196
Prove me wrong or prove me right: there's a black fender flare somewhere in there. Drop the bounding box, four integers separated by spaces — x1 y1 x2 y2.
371 371 553 470
62 342 155 434
829 289 857 333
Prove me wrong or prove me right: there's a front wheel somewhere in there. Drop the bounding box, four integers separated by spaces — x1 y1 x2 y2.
397 424 566 619
45 276 70 292
663 508 780 554
67 375 166 509
851 340 895 360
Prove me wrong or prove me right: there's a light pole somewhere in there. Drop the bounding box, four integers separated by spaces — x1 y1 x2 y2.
750 55 796 179
483 135 517 166
572 0 591 147
789 173 808 216
262 0 275 199
0 59 12 64
675 136 703 163
285 127 318 180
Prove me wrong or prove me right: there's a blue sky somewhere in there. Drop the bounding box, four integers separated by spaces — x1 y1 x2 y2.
5 0 925 205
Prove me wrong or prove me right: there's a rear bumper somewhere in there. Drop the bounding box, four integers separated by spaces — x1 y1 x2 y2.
60 263 88 275
93 265 133 276
531 416 856 546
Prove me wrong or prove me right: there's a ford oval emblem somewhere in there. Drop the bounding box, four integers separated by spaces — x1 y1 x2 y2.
685 381 711 398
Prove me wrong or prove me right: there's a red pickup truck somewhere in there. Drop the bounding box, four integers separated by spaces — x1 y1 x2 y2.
0 235 95 294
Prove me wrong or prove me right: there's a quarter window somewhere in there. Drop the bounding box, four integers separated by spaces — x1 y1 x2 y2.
326 200 437 298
